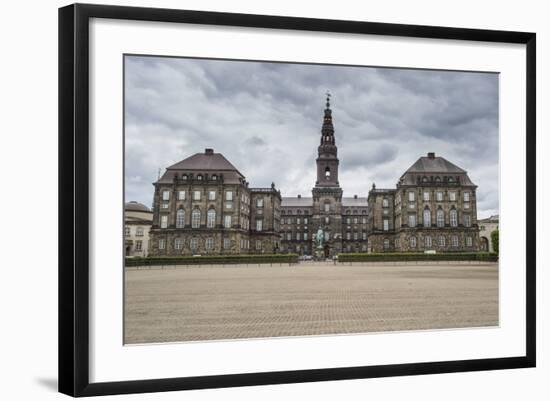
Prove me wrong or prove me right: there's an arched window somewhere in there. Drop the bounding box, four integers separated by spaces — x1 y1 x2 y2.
436 208 444 227
207 209 216 228
423 207 431 227
211 174 217 181
176 208 185 228
450 208 458 227
325 166 331 178
191 209 201 228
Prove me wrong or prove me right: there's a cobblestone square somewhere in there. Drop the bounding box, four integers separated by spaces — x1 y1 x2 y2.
124 262 498 344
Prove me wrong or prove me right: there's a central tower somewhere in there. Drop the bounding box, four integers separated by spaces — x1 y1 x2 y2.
315 94 340 187
312 93 343 257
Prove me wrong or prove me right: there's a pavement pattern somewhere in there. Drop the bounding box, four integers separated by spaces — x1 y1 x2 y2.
124 262 498 344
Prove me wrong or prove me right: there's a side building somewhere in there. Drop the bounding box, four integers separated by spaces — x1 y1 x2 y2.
124 201 153 257
478 214 499 252
368 152 480 252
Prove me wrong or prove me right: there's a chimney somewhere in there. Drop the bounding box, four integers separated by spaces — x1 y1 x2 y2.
298 194 301 198
205 148 214 155
354 194 358 199
427 152 435 159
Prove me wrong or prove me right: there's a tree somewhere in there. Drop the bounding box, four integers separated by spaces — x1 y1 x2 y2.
491 229 499 255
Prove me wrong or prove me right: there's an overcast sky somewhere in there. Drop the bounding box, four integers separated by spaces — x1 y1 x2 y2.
125 55 499 219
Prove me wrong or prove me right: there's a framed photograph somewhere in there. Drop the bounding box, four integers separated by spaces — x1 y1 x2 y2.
58 3 536 397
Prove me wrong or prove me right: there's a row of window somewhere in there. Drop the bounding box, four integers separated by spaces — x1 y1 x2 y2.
161 209 233 229
175 173 220 181
281 209 311 215
282 217 309 225
161 209 268 231
395 190 470 204
346 217 367 225
281 232 310 241
281 208 368 215
158 237 230 251
419 175 458 183
157 238 267 251
162 189 239 203
388 209 471 230
383 235 473 249
281 216 369 226
124 226 145 236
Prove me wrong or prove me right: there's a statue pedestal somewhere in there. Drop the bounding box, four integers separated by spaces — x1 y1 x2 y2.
314 248 325 261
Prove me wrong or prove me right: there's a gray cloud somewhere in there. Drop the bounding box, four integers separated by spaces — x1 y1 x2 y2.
125 56 499 218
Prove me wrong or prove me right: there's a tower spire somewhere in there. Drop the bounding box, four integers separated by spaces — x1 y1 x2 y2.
321 91 334 139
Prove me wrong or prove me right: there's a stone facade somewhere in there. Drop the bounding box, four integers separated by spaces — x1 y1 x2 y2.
147 98 481 258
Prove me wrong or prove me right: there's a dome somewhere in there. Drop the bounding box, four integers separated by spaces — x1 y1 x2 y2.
125 201 151 212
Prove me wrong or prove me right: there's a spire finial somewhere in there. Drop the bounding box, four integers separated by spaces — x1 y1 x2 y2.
326 90 331 109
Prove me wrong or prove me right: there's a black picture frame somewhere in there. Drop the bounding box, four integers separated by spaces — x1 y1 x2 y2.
58 3 536 397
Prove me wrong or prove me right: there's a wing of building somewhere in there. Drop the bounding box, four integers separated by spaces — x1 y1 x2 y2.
147 96 481 257
368 152 479 252
478 215 499 252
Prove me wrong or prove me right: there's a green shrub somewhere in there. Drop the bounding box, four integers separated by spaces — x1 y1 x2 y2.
337 252 498 263
125 253 299 267
491 229 499 255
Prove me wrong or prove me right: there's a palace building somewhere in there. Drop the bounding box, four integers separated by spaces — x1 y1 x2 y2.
147 96 480 257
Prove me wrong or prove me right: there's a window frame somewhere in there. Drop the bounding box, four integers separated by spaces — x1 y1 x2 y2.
207 208 216 228
191 209 201 228
176 208 185 228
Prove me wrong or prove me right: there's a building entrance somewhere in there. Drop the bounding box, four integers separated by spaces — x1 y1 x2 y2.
324 244 330 258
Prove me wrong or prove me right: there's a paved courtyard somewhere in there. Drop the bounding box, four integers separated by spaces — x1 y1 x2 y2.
124 262 498 344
